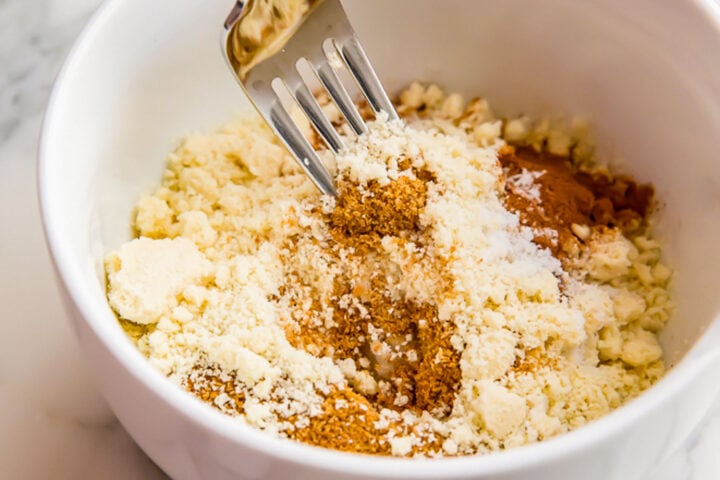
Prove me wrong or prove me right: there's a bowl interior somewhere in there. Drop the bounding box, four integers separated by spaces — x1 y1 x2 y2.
41 0 720 461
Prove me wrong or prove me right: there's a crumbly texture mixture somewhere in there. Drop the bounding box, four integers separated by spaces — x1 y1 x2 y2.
105 82 673 457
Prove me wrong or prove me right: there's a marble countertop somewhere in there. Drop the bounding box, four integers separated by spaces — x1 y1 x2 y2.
0 1 718 479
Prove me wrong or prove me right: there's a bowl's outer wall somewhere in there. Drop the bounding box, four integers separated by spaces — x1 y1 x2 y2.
40 0 720 478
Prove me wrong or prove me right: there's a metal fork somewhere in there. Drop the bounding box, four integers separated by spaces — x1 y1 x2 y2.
222 0 399 196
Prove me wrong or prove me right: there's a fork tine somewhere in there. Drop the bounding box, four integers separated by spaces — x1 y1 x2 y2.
293 78 345 153
261 87 336 196
314 61 367 136
335 37 399 121
223 0 397 196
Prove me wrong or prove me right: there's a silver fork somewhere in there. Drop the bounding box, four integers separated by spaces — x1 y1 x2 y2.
222 0 399 196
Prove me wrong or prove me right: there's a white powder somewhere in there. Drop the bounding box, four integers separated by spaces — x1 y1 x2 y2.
505 168 544 202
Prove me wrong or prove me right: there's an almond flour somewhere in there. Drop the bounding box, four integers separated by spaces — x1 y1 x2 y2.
105 82 673 457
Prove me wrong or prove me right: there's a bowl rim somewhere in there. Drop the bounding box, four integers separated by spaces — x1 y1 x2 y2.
37 0 720 477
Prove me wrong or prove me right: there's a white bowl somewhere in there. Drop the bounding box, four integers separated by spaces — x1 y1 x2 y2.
39 0 720 479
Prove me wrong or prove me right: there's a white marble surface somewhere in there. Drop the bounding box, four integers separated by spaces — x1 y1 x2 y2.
0 1 718 479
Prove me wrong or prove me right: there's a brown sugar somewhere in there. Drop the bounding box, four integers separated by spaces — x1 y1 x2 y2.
184 366 245 415
499 145 654 260
318 173 459 414
287 388 391 455
277 170 462 453
330 175 428 237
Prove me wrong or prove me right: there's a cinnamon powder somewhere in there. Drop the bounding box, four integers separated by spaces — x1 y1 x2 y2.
499 145 654 260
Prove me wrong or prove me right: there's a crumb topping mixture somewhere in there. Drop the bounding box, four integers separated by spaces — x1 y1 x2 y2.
105 83 673 457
